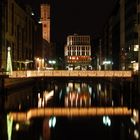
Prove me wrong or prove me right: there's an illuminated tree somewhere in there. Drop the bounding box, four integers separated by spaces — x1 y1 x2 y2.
6 47 13 74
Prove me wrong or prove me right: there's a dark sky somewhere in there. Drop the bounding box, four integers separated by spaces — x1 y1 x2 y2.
23 0 114 46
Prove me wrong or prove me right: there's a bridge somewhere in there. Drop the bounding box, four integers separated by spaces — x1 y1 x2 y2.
8 70 132 78
9 107 132 122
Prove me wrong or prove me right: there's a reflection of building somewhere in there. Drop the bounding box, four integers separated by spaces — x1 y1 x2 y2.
64 82 92 107
38 90 54 108
96 83 112 106
65 91 91 107
64 34 92 70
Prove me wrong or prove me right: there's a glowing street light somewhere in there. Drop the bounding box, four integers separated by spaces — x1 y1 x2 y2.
48 60 56 64
102 59 113 70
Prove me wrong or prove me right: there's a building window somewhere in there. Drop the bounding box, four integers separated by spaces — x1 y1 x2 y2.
17 25 19 59
5 0 8 32
11 3 14 35
25 17 27 41
44 24 46 27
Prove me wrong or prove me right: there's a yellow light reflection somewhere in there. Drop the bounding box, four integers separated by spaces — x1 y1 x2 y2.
9 107 132 122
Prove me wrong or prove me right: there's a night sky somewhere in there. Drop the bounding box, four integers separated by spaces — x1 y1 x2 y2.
22 0 114 46
52 0 114 43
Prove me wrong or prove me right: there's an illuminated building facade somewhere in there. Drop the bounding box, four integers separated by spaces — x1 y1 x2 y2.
41 4 50 43
64 34 92 70
0 0 42 70
40 4 56 69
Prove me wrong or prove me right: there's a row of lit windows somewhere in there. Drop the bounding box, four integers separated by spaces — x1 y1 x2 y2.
67 61 91 64
67 41 90 45
67 46 91 51
67 36 90 45
67 51 90 56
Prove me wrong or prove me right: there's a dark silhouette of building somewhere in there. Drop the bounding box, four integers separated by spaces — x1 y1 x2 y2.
102 0 139 72
0 0 43 70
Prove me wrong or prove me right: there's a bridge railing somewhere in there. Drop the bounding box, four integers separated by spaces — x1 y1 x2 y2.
9 70 132 78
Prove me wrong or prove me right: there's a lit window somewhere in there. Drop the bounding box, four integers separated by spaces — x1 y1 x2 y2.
134 45 139 51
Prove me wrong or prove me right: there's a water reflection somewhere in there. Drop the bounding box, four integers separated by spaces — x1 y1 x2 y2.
94 83 113 106
38 90 54 108
62 81 127 108
5 80 132 110
4 79 137 140
65 82 91 107
51 116 130 140
8 112 139 140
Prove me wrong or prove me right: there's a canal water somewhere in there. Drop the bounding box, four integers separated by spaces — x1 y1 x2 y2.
2 78 139 140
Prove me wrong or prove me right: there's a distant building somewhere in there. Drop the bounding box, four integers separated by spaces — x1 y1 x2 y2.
41 4 50 43
40 4 56 69
64 34 92 70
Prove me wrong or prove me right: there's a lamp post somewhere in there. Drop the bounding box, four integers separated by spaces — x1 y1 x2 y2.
97 39 102 70
13 60 33 70
102 59 113 70
48 60 56 69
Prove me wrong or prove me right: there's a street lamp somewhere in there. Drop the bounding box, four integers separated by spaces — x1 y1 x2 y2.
48 60 56 69
48 60 56 65
102 59 113 70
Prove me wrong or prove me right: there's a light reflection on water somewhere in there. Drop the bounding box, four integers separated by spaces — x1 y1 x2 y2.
51 116 130 140
5 79 138 140
64 82 91 107
5 80 133 110
9 111 139 140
